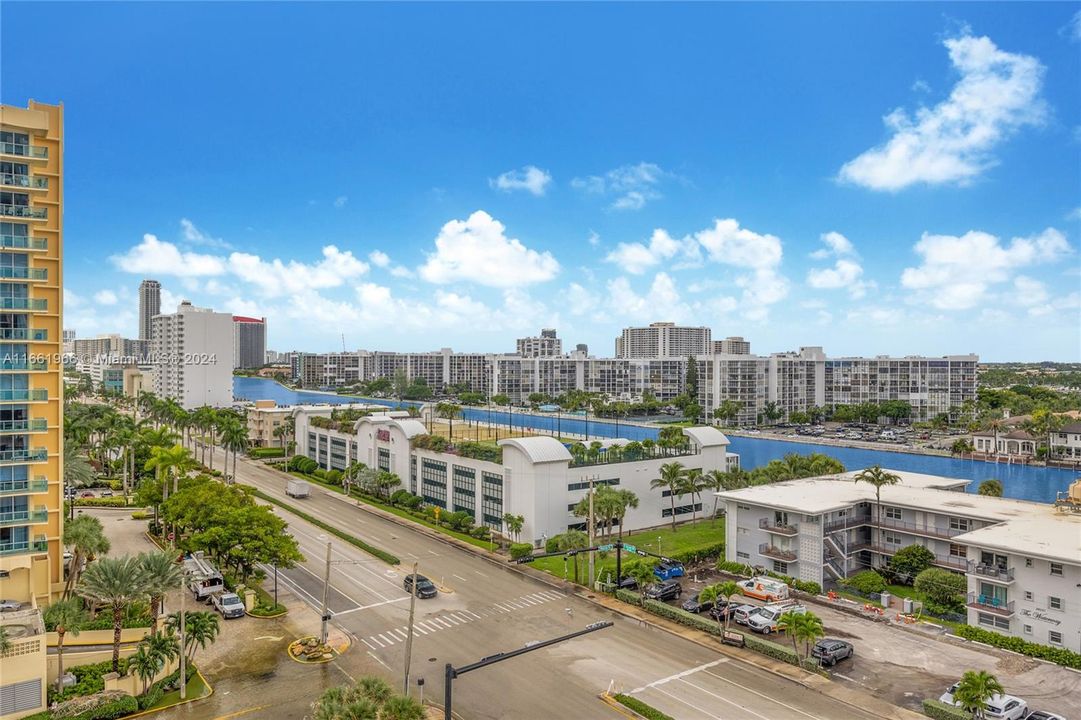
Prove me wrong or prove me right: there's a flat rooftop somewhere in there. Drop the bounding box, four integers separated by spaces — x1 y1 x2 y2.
955 509 1081 565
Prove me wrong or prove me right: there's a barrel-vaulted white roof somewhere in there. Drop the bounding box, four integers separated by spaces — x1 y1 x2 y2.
498 436 573 464
354 415 429 439
681 426 730 447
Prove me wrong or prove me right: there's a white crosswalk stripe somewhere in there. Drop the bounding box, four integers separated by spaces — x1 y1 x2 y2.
365 589 569 648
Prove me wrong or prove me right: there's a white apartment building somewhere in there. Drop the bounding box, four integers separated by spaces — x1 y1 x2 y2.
516 328 562 358
616 322 712 359
151 301 234 409
1050 422 1081 460
294 408 738 544
717 473 1081 651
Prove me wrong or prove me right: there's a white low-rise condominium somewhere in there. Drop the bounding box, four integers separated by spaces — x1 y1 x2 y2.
717 473 1081 652
293 406 738 545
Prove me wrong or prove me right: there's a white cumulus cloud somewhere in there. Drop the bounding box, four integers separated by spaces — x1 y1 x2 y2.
901 227 1071 309
111 234 227 277
839 33 1046 191
368 250 391 268
228 245 369 298
490 165 552 196
418 210 560 288
93 290 118 306
572 162 672 211
806 232 874 298
605 229 700 274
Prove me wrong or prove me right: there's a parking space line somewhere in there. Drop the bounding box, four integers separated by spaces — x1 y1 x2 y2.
453 574 468 582
369 636 385 648
361 638 377 650
412 624 428 635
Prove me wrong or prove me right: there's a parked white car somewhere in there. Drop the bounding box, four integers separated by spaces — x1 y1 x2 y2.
938 684 1027 720
747 603 805 634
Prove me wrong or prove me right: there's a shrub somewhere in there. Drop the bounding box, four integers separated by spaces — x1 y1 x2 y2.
954 625 1081 670
612 694 675 720
313 468 327 480
792 580 822 596
889 544 936 581
108 480 123 491
669 541 726 566
615 588 641 605
54 693 139 720
469 526 491 540
545 534 563 553
324 469 343 486
250 447 286 459
509 543 534 561
914 568 966 608
921 699 972 720
843 570 887 595
455 441 503 463
131 510 151 520
716 560 753 577
642 599 720 635
389 489 412 505
73 497 128 508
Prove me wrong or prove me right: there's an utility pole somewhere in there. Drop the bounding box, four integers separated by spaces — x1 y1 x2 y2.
320 540 332 645
587 476 595 589
403 562 418 694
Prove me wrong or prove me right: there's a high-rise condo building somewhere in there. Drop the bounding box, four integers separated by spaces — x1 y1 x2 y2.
0 100 64 718
616 322 712 358
714 336 751 355
151 301 234 409
138 278 160 341
516 328 562 357
233 315 267 369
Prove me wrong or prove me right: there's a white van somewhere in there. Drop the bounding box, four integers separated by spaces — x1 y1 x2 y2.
737 577 789 602
747 603 804 634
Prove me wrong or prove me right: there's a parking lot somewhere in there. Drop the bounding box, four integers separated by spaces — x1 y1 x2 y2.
664 571 1080 719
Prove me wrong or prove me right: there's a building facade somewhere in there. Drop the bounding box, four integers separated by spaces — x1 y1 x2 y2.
232 315 266 370
717 473 1081 651
616 322 711 359
246 399 293 448
294 408 737 544
70 333 146 362
151 301 233 409
138 279 160 342
516 328 562 358
714 336 751 355
0 100 64 719
1049 422 1081 460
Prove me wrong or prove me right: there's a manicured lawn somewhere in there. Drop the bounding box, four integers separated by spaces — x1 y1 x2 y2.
529 519 725 584
146 671 211 710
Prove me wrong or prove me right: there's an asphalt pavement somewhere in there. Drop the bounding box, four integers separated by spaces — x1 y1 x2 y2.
177 447 905 720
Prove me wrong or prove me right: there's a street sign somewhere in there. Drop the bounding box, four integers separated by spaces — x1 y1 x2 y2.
597 544 613 552
622 544 636 553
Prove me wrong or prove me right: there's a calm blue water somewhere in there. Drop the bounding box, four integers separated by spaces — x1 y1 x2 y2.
236 376 1077 503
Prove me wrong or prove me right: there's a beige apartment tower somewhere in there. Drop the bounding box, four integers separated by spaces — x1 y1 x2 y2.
0 100 64 718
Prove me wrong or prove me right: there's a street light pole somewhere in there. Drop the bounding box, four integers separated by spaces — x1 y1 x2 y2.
403 562 418 695
179 577 187 699
587 476 595 589
320 540 332 645
443 622 612 720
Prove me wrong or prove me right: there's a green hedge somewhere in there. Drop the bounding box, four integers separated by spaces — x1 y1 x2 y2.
842 570 888 595
954 624 1081 669
73 497 129 508
615 588 641 606
742 633 804 666
612 694 675 720
249 447 286 459
716 560 754 576
509 543 533 560
921 699 972 720
47 692 139 720
250 489 400 565
642 599 723 636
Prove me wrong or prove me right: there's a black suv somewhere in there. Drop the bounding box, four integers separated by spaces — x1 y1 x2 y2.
403 573 438 599
642 580 682 601
811 638 854 666
680 592 715 614
707 601 735 622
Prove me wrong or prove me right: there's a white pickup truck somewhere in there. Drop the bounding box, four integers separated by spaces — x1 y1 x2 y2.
211 591 246 619
747 602 805 634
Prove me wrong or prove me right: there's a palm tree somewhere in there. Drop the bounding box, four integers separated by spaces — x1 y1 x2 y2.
128 644 163 696
557 529 589 583
716 580 741 634
436 402 461 441
355 676 393 705
220 420 248 482
777 610 804 662
379 695 426 720
502 513 524 542
680 468 706 524
651 462 686 531
43 598 89 692
312 686 378 720
144 630 181 667
854 465 901 548
953 670 1005 719
167 610 220 663
64 442 96 500
139 551 184 634
145 444 194 539
986 418 1005 459
62 515 111 598
794 612 825 663
698 584 724 633
626 560 657 594
78 555 148 672
612 489 640 540
0 626 11 654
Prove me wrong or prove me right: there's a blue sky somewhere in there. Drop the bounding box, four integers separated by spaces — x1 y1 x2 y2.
4 3 1079 361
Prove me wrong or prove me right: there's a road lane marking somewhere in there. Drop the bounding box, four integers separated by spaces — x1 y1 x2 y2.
473 569 488 577
630 659 726 694
453 574 468 582
420 621 440 632
466 610 483 620
443 615 461 626
452 613 472 623
649 686 722 720
407 553 419 559
361 638 377 649
702 670 828 719
412 624 428 635
367 651 391 670
378 633 394 645
434 618 453 628
678 677 773 720
369 636 385 648
393 629 408 641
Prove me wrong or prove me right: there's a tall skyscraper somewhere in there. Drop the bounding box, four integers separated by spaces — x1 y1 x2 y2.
138 278 161 341
0 100 64 717
615 322 712 358
233 315 267 369
152 301 234 408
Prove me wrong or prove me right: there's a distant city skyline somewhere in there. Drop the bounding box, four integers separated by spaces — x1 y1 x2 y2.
4 3 1079 361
